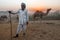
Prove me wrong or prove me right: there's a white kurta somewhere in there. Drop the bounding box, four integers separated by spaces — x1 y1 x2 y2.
18 9 29 24
16 9 29 34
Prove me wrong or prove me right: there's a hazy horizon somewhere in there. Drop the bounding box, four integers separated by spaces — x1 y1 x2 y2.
0 0 60 11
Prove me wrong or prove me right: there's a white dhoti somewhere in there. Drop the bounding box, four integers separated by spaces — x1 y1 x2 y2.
16 24 26 34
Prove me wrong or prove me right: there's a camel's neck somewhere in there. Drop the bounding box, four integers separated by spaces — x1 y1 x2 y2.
45 10 49 15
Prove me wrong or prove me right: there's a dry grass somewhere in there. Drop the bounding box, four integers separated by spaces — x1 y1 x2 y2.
0 20 60 40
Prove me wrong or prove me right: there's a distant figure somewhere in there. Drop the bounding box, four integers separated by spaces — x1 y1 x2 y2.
33 8 51 20
8 3 29 38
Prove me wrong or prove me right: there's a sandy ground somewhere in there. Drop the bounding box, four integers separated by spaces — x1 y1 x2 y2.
0 20 60 40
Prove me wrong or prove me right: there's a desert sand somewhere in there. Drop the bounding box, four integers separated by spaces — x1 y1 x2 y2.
0 20 60 40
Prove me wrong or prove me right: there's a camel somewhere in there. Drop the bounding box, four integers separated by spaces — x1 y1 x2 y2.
0 15 8 21
33 8 51 20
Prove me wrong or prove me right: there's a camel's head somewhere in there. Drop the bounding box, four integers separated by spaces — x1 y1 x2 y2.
47 8 52 12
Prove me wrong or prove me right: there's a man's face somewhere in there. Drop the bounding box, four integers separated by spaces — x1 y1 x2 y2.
21 5 26 10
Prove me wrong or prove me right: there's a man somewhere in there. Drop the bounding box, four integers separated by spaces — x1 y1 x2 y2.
8 3 29 38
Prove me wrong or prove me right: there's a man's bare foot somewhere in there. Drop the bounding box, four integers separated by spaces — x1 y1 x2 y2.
23 33 26 36
13 34 19 38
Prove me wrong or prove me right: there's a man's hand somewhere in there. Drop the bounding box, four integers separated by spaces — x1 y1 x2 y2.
26 22 28 25
8 11 12 13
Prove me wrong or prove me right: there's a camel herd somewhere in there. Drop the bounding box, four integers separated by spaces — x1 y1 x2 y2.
0 8 52 22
